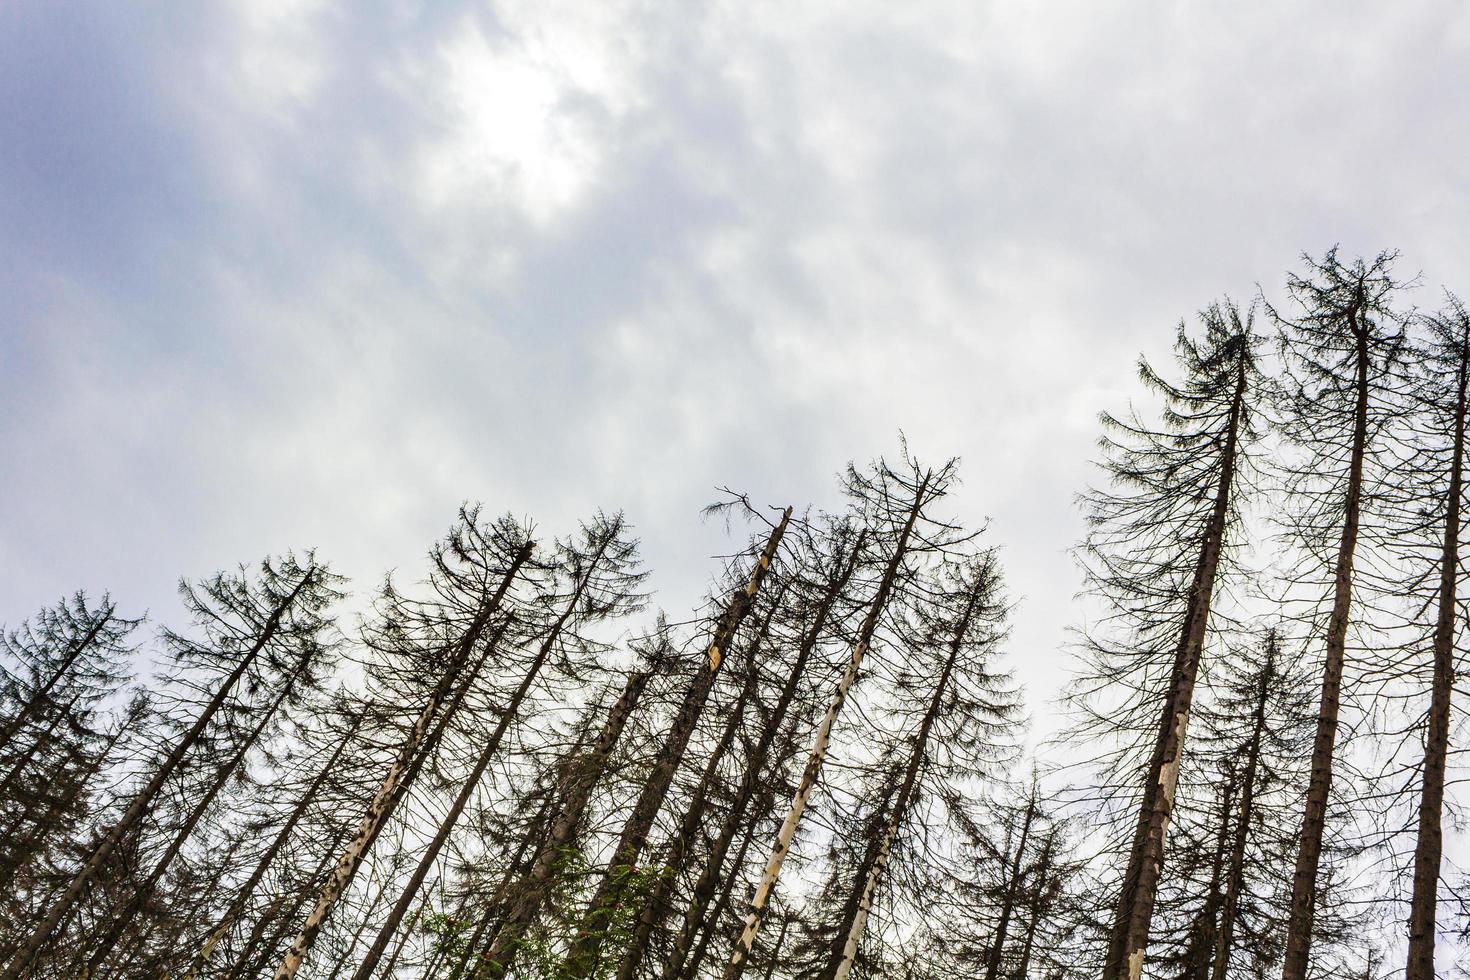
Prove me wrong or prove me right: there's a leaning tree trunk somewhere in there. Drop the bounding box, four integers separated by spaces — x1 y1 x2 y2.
984 795 1037 980
182 709 366 980
660 534 866 980
477 667 656 978
724 478 930 980
271 543 531 980
350 540 615 980
1211 639 1273 980
1104 353 1247 980
83 655 315 974
826 584 981 980
615 610 775 980
1406 321 1469 980
1 566 318 980
1015 831 1058 980
1282 318 1369 980
561 508 791 978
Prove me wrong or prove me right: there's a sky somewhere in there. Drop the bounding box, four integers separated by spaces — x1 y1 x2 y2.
3 1 1470 733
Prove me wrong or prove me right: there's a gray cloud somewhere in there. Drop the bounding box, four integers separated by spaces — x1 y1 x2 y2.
4 0 1469 726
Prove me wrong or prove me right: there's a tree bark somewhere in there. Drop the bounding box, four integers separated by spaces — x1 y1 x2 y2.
182 708 365 979
1104 351 1248 980
615 617 770 980
985 795 1037 980
477 667 655 978
826 584 982 980
83 655 315 973
1211 639 1274 980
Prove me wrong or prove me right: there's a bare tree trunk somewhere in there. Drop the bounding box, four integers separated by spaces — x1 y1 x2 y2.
724 478 931 980
1406 321 1469 980
478 667 655 978
660 535 865 980
562 509 791 978
827 585 982 980
1014 832 1057 980
1211 639 1274 980
351 540 614 980
985 795 1037 980
84 656 314 973
1104 354 1247 980
615 604 776 980
271 543 531 980
182 709 365 979
1 567 318 980
1282 314 1369 980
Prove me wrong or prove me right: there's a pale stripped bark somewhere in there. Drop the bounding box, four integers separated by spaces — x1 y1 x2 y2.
660 533 866 980
271 542 531 980
723 477 930 980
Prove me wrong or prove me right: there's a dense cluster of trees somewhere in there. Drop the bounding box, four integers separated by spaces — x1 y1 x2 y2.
1 247 1466 979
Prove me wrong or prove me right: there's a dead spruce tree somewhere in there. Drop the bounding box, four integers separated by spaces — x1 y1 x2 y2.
559 504 791 978
655 518 867 980
1383 294 1470 980
1270 249 1406 980
724 450 959 980
817 552 1017 980
80 566 345 975
1062 302 1262 980
348 512 647 980
0 593 140 917
272 511 533 979
1 553 333 980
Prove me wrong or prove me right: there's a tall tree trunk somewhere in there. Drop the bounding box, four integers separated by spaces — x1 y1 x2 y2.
83 655 314 973
562 509 791 979
478 667 655 978
271 543 531 980
1406 320 1469 980
826 584 982 980
1014 832 1057 980
351 539 615 980
1104 353 1248 980
984 795 1037 980
182 709 366 980
676 776 771 980
615 604 775 980
1211 639 1274 980
1282 309 1369 980
724 478 931 980
660 535 866 980
447 790 559 980
1190 779 1235 980
1 566 318 980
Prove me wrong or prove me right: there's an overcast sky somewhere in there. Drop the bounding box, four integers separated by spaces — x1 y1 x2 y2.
4 2 1469 728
